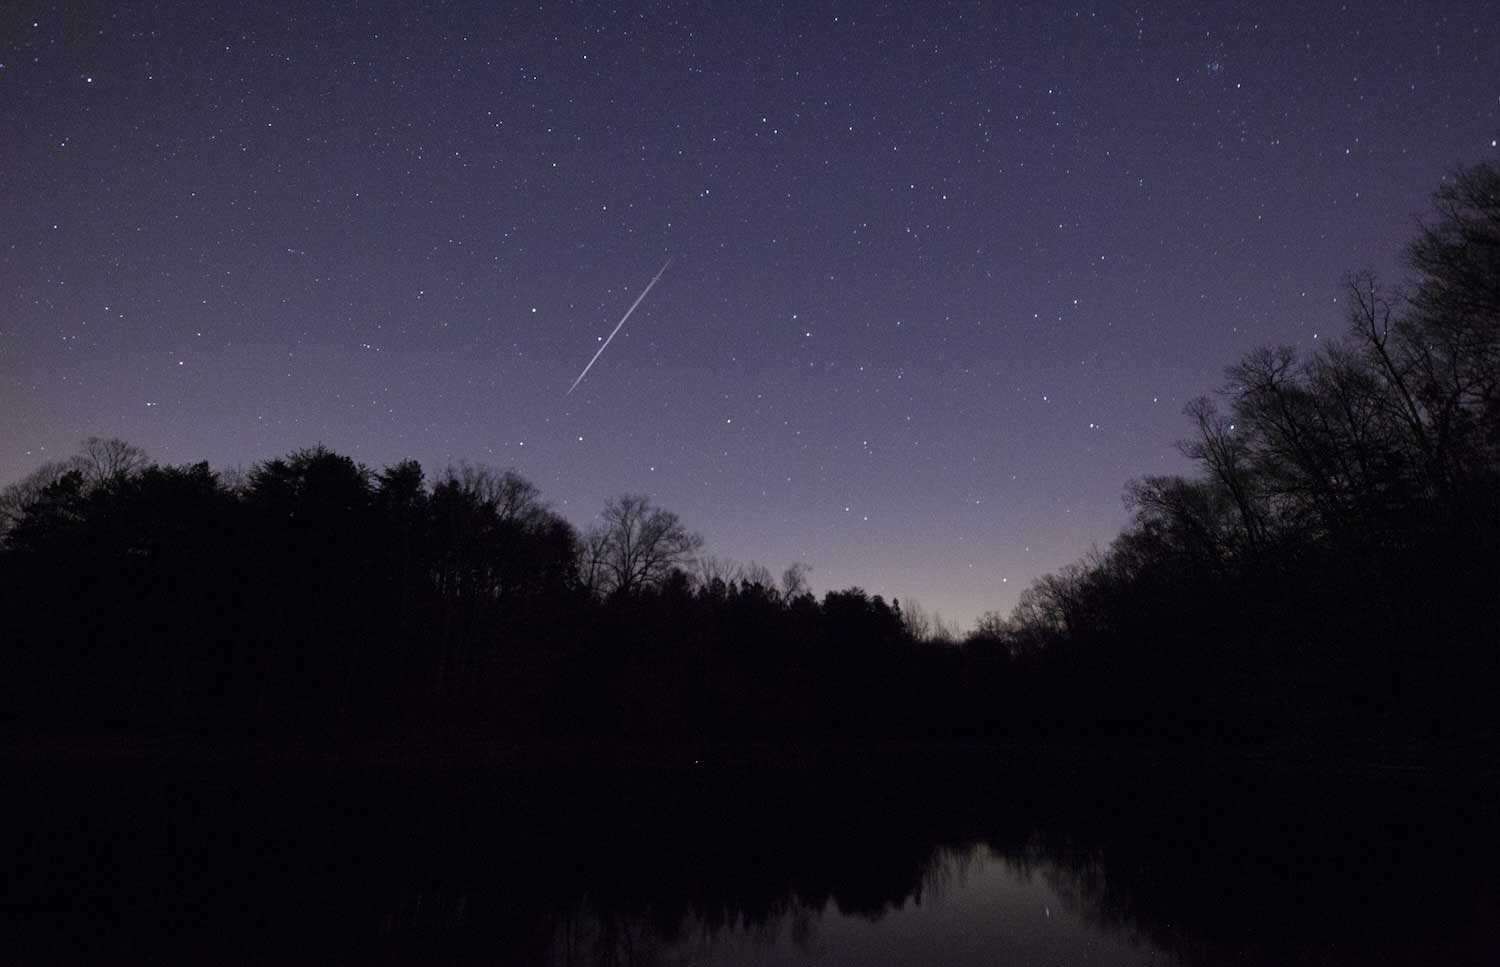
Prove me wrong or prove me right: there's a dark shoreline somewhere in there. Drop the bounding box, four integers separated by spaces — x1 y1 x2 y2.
3 729 1490 787
8 731 1498 964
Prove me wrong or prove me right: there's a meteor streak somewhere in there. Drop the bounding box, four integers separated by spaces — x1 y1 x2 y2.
566 257 673 395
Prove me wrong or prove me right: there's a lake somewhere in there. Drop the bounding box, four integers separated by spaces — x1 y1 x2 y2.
5 749 1497 963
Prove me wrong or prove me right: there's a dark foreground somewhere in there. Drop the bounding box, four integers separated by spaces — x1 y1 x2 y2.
4 747 1497 965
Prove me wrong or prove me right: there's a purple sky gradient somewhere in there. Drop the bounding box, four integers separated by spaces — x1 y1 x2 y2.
3 1 1497 627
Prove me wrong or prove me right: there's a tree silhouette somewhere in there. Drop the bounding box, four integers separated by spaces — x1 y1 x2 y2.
0 436 146 539
77 436 149 485
0 166 1495 752
584 494 703 599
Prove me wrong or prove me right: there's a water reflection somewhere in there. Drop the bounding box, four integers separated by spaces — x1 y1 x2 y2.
543 842 1176 967
5 759 1498 964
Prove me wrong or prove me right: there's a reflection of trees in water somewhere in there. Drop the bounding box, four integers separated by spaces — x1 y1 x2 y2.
982 781 1500 967
515 774 1500 967
992 832 1176 958
550 901 789 967
994 833 1138 935
916 842 980 907
14 764 1495 964
380 887 471 936
540 842 985 965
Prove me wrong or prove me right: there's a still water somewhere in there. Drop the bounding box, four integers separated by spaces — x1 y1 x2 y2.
6 754 1497 963
546 843 1169 966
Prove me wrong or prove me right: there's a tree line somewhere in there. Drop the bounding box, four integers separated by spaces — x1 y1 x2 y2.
2 164 1496 752
0 436 937 739
970 163 1500 751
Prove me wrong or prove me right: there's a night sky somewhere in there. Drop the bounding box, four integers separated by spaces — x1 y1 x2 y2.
3 2 1497 628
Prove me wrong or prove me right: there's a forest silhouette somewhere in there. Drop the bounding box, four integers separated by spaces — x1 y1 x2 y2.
2 164 1497 759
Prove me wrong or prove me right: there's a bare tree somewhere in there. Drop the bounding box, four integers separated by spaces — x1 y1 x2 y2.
78 436 149 484
1181 395 1266 553
694 554 743 589
1124 474 1238 572
742 562 775 590
586 494 703 598
0 460 82 538
929 611 958 645
439 462 546 526
218 463 251 495
1011 561 1096 640
577 526 612 598
780 561 812 601
901 598 934 641
0 438 148 540
1345 270 1435 471
972 610 1008 640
